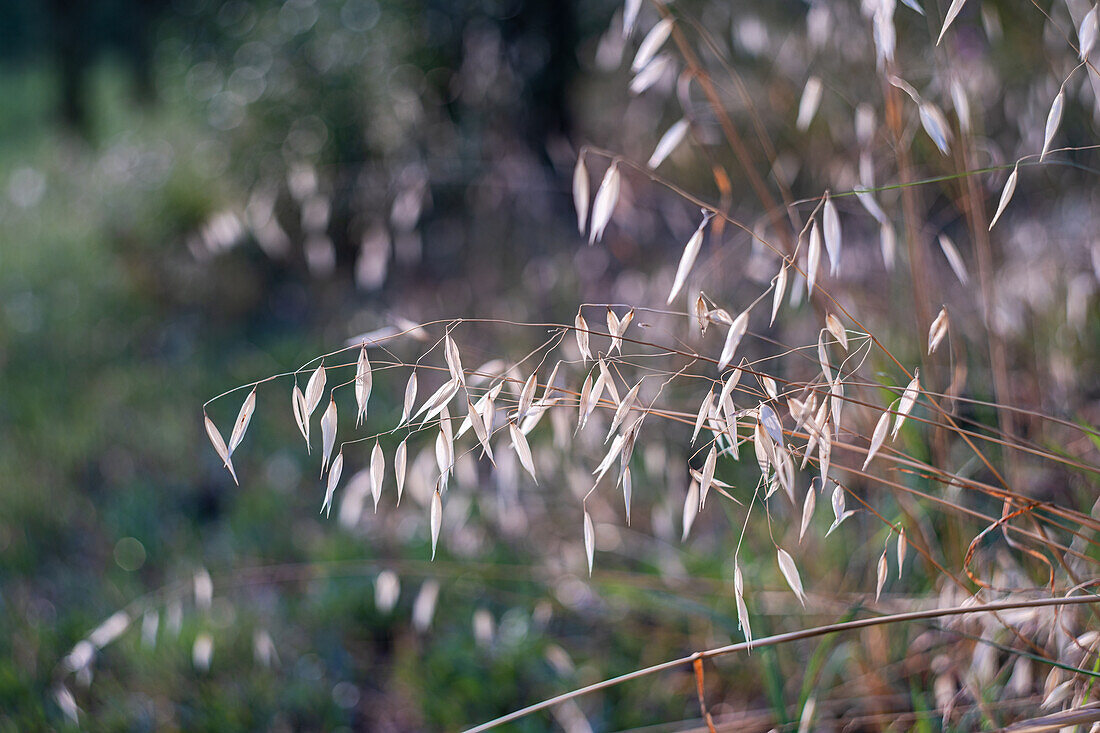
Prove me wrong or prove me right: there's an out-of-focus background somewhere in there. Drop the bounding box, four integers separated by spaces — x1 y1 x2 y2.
3 0 1100 730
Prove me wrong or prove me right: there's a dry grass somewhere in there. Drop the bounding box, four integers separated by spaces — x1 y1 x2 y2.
55 0 1100 729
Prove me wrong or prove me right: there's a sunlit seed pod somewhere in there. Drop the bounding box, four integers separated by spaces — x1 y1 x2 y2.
593 432 626 485
590 162 621 244
770 263 788 326
667 217 706 305
950 78 970 133
304 363 326 419
577 372 593 431
355 347 372 425
435 427 452 479
629 54 671 95
632 17 673 72
542 361 562 403
192 632 214 672
799 483 816 541
989 162 1018 231
400 371 418 425
622 466 632 525
375 570 400 614
759 403 783 446
572 155 589 234
733 563 752 646
1041 89 1064 161
606 379 641 444
253 629 278 668
622 0 642 37
880 222 896 271
718 365 742 415
228 388 256 455
444 334 465 387
204 415 238 485
825 313 848 351
320 398 337 477
596 357 620 406
807 219 822 297
648 118 689 170
897 529 907 578
1079 6 1098 60
583 508 595 575
694 294 708 336
575 313 591 363
829 377 844 435
777 547 807 606
796 76 823 132
817 330 832 384
412 580 440 633
699 445 717 509
892 372 920 439
692 389 713 445
370 441 385 511
510 422 538 483
919 102 952 155
708 307 733 326
321 451 343 517
467 397 494 462
872 4 895 64
430 490 442 560
88 610 131 649
936 0 968 45
863 408 891 470
928 307 949 354
718 309 749 371
292 384 309 449
818 427 832 487
822 192 842 275
937 234 970 285
417 377 460 426
876 549 889 601
517 371 539 421
682 480 699 542
855 103 877 146
394 438 407 506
